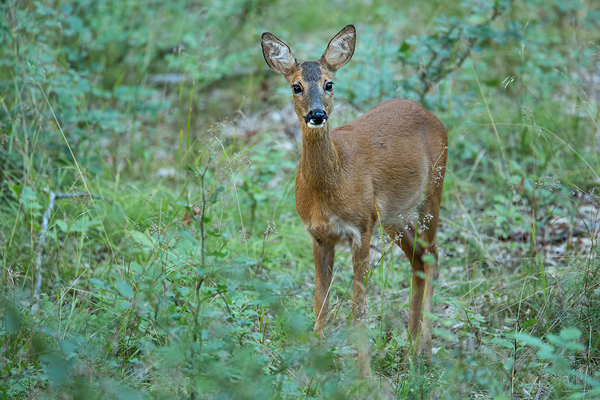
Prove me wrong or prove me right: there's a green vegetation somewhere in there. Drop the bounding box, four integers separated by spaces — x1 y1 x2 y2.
1 0 599 398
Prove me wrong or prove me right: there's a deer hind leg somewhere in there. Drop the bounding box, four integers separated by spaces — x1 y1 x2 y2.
385 223 426 354
313 238 335 334
386 210 439 357
352 223 374 378
415 184 442 355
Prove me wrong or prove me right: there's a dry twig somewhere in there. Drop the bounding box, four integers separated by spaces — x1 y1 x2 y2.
33 190 101 308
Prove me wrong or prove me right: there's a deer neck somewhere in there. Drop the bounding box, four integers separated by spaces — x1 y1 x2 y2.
299 122 344 191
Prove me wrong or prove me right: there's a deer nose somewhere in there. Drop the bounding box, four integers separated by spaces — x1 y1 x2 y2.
304 110 328 126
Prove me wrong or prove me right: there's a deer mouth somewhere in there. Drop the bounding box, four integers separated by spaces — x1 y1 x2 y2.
307 121 326 129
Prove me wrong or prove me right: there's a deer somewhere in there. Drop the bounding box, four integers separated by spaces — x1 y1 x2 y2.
261 24 447 377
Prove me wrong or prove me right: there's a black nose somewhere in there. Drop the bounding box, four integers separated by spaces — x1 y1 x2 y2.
303 110 328 125
312 111 326 124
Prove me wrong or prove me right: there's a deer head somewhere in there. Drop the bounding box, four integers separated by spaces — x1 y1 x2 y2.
261 25 356 129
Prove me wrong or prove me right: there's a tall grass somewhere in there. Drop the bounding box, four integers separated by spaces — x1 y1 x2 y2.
1 0 599 398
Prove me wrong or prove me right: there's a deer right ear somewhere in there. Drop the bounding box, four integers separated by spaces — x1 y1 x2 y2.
261 33 297 76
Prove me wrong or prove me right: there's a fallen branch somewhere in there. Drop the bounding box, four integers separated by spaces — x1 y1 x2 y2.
34 190 101 307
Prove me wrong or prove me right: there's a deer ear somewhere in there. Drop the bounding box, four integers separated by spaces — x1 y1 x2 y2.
262 32 297 76
321 25 356 72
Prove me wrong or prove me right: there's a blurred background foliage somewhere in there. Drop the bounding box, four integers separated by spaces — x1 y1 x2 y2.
1 0 600 398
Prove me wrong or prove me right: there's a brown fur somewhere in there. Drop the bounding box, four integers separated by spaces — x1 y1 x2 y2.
262 25 447 377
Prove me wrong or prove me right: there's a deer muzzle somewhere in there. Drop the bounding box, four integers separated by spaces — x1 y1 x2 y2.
304 109 328 128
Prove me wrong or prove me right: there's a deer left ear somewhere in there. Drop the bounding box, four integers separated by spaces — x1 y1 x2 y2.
321 25 356 72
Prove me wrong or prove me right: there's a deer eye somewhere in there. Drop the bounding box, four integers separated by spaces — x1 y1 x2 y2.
292 84 303 94
324 82 333 92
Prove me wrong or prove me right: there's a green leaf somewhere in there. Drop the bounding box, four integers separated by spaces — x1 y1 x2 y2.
206 249 228 258
422 254 436 265
68 15 83 33
492 337 514 349
515 332 544 348
565 341 584 351
129 262 143 275
89 278 106 288
178 228 198 245
399 40 411 53
522 318 538 328
71 216 101 233
537 345 556 360
9 183 20 198
115 280 134 298
59 340 77 355
20 186 42 210
559 327 581 341
55 219 69 233
131 230 155 248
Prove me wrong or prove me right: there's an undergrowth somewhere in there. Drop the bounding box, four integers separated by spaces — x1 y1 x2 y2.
1 0 599 398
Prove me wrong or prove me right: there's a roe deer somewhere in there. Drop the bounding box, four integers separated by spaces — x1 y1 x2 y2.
261 25 447 377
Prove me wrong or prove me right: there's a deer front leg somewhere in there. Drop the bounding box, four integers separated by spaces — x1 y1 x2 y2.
313 238 335 334
352 231 373 378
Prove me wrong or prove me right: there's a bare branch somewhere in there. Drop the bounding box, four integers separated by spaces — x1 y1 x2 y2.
33 190 101 309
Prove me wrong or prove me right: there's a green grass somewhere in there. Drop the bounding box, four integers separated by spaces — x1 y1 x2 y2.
1 0 600 398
